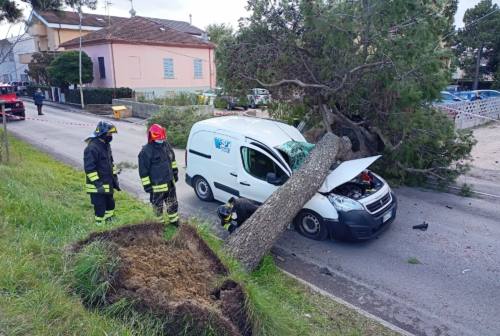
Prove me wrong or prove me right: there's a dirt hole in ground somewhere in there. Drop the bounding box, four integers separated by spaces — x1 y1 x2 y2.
70 222 251 336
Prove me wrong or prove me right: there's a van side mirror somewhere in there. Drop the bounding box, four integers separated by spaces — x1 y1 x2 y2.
266 172 283 186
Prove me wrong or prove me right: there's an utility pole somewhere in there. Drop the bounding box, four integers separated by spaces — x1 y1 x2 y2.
78 6 85 109
473 43 484 91
1 101 9 163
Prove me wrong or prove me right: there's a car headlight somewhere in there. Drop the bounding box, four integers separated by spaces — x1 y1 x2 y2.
328 194 364 212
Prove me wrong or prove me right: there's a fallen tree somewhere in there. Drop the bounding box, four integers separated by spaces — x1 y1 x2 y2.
226 133 351 271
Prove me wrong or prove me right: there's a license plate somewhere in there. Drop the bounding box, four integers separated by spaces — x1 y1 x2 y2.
383 211 392 223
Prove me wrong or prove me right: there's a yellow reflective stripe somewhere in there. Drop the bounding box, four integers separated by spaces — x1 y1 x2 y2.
171 161 178 169
95 216 105 221
113 165 119 174
141 176 151 185
168 213 179 223
87 172 99 181
152 184 169 192
223 223 231 231
104 210 114 219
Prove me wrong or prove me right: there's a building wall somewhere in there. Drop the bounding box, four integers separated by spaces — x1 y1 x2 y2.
11 35 36 81
56 29 90 50
111 43 216 94
76 43 115 88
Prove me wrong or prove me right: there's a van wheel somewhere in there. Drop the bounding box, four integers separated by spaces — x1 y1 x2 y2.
294 210 328 241
194 176 214 202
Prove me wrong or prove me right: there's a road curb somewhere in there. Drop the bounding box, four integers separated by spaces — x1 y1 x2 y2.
279 268 415 336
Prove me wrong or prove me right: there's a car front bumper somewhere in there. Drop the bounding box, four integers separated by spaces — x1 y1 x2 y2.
328 192 398 241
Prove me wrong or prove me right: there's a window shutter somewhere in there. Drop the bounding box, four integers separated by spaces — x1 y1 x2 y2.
163 58 174 79
194 59 202 79
98 57 106 79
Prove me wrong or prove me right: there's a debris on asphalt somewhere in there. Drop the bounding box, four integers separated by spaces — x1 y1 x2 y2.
407 257 421 265
319 267 333 276
276 255 285 262
446 205 453 209
462 269 471 274
413 222 429 231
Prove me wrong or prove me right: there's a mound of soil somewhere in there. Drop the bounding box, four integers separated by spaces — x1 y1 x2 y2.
71 222 251 336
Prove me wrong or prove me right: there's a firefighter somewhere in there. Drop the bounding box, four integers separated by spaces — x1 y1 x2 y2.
84 120 120 226
138 124 179 225
217 197 259 233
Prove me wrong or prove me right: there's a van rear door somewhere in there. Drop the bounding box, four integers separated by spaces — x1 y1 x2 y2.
237 143 290 203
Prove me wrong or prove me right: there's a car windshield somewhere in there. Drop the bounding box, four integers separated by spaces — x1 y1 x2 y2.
276 141 315 171
256 89 269 95
0 86 14 94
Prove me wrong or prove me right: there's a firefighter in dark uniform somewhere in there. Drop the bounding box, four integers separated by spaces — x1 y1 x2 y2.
138 124 179 225
217 197 259 233
84 120 120 226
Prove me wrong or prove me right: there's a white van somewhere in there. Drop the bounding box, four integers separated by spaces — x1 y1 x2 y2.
185 116 397 241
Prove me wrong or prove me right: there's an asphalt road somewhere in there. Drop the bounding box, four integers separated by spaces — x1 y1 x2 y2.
7 102 500 336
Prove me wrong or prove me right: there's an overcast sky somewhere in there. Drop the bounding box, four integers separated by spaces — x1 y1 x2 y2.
1 0 499 38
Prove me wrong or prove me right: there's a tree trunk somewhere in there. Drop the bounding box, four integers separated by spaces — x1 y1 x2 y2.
473 43 483 91
225 133 351 271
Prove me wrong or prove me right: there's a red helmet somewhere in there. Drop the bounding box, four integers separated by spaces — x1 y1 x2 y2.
148 124 167 143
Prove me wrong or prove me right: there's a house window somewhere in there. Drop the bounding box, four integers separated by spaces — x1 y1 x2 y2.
193 58 202 79
98 57 106 79
20 74 29 81
163 58 174 79
2 74 9 83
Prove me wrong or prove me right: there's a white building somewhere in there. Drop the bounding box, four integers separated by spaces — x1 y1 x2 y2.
0 34 36 83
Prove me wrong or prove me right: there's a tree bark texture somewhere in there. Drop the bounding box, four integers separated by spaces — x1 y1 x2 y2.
225 133 351 271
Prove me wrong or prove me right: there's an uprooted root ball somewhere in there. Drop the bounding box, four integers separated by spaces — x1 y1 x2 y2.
69 222 251 336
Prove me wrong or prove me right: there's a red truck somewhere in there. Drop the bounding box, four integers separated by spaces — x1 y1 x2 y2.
0 84 25 121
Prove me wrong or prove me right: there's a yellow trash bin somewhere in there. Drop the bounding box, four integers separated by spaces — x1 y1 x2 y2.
112 105 131 119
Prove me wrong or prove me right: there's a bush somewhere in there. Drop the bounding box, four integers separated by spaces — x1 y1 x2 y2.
214 96 227 109
139 92 200 106
27 84 51 97
65 87 133 105
268 101 308 125
147 107 211 148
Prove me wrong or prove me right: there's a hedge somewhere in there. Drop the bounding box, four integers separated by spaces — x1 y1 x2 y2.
64 88 133 105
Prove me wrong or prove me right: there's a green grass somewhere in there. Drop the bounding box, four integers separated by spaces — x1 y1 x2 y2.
0 133 397 336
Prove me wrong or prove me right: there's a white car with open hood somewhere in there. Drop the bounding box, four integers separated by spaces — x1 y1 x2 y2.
185 116 397 241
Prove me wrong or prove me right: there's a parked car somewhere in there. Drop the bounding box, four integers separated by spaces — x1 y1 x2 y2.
0 84 25 120
247 88 270 108
8 81 30 95
185 116 397 241
218 94 249 110
438 91 464 103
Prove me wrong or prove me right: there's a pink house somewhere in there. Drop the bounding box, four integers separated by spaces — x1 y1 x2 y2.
60 16 216 96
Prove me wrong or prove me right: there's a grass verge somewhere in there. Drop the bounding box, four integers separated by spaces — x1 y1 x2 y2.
0 133 397 336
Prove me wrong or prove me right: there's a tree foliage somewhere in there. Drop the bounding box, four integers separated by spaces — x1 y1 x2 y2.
206 23 233 46
26 51 57 84
217 0 474 184
0 0 97 23
454 0 500 83
47 50 93 87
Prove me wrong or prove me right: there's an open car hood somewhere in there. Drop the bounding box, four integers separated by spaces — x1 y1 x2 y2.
318 155 382 193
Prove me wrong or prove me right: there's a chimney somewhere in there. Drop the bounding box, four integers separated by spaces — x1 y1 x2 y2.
189 14 192 25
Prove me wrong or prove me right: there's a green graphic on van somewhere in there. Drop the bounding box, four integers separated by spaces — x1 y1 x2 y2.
214 137 231 153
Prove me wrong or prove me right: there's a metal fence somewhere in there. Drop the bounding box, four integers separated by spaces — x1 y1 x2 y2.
436 97 500 129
